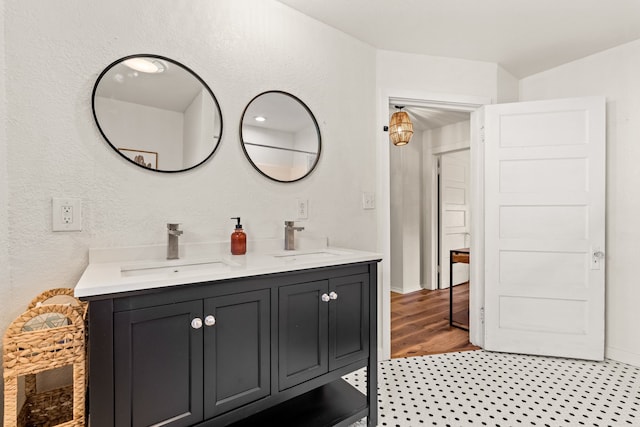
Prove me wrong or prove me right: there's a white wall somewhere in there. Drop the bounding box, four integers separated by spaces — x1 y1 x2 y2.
390 131 423 294
377 50 499 99
520 38 640 366
95 96 184 170
0 0 9 347
497 65 519 103
3 0 376 371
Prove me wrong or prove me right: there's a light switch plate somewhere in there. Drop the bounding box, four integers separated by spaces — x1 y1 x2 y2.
52 198 82 231
362 192 375 210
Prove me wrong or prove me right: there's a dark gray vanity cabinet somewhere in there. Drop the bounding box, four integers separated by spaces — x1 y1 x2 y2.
113 300 204 427
85 262 379 427
111 290 270 427
203 290 271 418
279 274 369 391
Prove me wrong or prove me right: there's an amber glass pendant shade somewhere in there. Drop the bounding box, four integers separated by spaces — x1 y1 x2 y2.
389 110 413 146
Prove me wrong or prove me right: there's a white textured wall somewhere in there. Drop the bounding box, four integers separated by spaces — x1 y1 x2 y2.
3 0 376 347
520 38 640 366
0 2 11 417
0 0 9 340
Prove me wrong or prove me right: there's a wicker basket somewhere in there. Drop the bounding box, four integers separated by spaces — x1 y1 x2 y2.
3 288 87 427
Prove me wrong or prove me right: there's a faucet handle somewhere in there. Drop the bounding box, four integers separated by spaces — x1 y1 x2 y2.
285 220 304 231
167 223 183 236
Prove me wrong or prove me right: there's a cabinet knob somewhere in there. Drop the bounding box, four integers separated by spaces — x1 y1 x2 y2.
329 291 338 300
321 293 330 303
205 315 216 326
191 318 203 329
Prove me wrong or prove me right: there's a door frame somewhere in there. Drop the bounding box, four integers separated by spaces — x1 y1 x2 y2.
377 89 490 360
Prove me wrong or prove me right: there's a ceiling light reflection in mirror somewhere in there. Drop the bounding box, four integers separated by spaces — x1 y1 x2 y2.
92 54 223 172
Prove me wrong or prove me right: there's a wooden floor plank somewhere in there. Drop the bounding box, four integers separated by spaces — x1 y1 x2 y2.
391 283 480 358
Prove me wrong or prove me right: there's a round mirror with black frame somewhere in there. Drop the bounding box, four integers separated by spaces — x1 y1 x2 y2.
92 54 223 173
240 91 321 183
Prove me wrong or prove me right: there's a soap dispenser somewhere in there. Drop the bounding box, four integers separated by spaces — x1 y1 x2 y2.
230 217 247 255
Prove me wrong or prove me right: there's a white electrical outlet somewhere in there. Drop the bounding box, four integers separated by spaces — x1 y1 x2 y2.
296 199 308 219
52 198 82 231
362 192 376 210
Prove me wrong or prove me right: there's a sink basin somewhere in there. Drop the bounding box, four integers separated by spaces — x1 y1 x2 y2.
121 259 237 277
271 250 351 262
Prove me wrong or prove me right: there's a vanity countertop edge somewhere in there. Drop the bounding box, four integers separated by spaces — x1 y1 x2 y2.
75 245 382 299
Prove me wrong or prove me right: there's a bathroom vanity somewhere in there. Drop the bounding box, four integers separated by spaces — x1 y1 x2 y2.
75 242 381 427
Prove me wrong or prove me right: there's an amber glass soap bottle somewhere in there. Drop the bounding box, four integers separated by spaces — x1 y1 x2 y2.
230 217 246 255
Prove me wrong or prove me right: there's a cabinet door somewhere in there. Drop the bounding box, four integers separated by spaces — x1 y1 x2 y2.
278 280 329 390
203 289 271 418
329 274 370 370
114 300 203 427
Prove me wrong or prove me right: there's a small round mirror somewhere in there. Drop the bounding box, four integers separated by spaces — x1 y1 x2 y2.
240 91 321 182
92 54 223 172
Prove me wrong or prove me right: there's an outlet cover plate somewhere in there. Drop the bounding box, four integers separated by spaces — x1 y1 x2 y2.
52 198 82 231
296 199 308 219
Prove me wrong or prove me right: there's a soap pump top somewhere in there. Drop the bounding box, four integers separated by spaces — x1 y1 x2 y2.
230 217 246 255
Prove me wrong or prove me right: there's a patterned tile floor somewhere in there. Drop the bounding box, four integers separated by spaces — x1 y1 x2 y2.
345 350 639 426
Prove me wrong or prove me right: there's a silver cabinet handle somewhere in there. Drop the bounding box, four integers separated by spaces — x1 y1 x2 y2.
204 315 216 326
191 318 203 329
593 250 605 258
329 291 338 300
321 293 330 303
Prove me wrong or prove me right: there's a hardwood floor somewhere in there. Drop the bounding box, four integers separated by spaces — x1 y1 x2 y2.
391 282 480 358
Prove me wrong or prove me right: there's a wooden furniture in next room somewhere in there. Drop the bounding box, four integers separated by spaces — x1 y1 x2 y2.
449 248 470 331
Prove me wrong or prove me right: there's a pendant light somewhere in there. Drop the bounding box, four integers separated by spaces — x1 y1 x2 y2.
389 106 413 146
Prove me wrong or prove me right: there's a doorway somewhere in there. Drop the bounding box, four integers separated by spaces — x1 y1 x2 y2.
378 91 489 360
389 104 479 358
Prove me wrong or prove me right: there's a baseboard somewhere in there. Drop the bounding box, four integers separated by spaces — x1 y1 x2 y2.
390 284 423 294
606 346 640 367
421 282 437 291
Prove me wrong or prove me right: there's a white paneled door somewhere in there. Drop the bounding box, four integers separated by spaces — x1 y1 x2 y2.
483 97 605 360
439 150 470 289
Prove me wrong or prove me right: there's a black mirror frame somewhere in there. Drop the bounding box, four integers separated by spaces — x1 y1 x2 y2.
92 54 224 173
239 90 321 183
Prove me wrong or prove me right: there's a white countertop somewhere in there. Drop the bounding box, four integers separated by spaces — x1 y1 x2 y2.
74 238 382 298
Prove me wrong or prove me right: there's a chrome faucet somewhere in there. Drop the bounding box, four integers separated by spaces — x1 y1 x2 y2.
284 221 304 250
167 223 183 260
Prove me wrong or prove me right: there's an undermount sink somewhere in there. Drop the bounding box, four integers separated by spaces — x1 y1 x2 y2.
121 259 237 277
271 250 351 262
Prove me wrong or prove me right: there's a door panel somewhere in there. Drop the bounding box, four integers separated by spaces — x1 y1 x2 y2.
114 301 203 427
278 280 328 390
484 96 605 360
329 274 369 370
204 290 271 418
439 150 471 288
